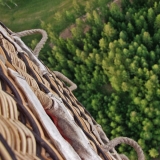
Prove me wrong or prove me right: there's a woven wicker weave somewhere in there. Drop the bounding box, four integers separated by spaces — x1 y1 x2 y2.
0 22 145 160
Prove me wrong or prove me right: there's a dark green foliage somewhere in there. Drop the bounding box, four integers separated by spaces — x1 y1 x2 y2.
40 1 160 159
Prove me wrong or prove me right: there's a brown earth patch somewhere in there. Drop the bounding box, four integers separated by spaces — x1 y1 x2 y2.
59 0 121 40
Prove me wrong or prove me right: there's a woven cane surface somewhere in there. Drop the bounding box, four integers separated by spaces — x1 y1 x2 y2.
0 23 144 160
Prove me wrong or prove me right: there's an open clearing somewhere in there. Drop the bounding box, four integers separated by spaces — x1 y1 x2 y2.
0 0 83 32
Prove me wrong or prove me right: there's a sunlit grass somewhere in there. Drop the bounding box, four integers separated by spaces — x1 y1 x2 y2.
0 0 75 32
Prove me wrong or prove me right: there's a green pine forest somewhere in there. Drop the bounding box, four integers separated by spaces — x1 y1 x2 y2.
1 0 160 159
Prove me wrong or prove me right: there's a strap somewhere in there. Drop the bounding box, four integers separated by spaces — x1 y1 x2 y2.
0 21 12 34
0 66 42 156
44 73 109 160
8 68 81 160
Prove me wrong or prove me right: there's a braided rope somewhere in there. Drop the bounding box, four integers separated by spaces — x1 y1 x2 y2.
54 71 77 91
102 137 145 160
119 154 129 160
11 29 77 91
12 29 48 57
6 26 146 160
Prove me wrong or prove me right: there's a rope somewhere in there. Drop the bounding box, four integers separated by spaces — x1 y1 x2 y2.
12 29 77 91
54 71 77 91
119 154 129 160
102 137 145 160
0 24 145 160
12 29 48 57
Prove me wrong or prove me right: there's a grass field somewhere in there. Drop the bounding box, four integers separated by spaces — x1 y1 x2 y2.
0 0 80 32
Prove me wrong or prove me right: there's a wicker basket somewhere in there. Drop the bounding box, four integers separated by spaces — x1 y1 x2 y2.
0 22 144 160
